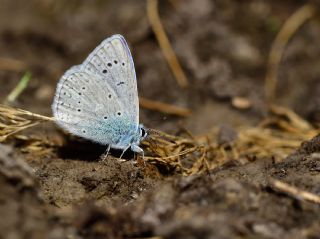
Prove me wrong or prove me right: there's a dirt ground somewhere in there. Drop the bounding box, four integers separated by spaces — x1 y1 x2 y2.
0 1 319 239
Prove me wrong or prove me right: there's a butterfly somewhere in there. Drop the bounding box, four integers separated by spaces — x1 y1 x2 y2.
52 34 147 158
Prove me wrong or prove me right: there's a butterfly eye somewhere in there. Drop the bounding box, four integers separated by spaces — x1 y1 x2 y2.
140 128 147 137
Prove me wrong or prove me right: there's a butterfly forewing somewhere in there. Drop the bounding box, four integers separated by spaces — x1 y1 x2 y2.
81 35 139 126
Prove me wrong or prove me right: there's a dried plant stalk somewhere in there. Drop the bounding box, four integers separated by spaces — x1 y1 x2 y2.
269 179 320 204
265 4 316 104
139 97 192 117
0 57 27 72
0 104 53 142
147 0 189 88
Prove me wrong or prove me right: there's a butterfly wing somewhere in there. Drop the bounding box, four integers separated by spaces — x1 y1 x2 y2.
81 34 139 127
52 35 140 146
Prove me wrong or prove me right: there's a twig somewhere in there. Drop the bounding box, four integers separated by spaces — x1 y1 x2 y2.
270 104 312 131
0 57 27 71
147 0 189 88
139 96 192 117
265 4 316 105
6 71 32 103
269 179 320 204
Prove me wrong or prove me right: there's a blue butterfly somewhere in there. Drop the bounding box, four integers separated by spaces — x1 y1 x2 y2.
52 34 147 158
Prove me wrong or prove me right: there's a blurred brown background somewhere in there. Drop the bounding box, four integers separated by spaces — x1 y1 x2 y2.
0 1 320 239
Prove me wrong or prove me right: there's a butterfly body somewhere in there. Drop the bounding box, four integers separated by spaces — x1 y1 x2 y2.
52 34 146 155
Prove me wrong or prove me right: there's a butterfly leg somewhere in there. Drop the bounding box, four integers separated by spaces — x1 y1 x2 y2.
141 150 146 167
119 145 131 159
101 144 111 162
105 144 111 157
131 144 145 166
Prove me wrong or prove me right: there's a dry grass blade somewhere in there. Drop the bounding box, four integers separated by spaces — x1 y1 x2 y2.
269 179 320 204
0 57 27 72
269 105 312 131
265 4 316 105
147 0 189 88
139 97 191 117
0 104 53 142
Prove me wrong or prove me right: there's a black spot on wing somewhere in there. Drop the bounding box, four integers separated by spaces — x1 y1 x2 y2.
117 82 125 86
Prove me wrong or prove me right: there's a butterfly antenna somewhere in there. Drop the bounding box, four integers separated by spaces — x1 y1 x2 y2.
147 128 178 144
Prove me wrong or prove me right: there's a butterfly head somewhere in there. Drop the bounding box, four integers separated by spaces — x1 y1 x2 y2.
139 124 148 141
127 125 147 155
